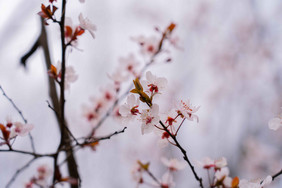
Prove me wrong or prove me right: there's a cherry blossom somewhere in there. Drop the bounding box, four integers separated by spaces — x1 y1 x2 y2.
132 35 159 57
140 104 160 134
10 122 34 138
79 13 96 38
118 54 140 77
176 99 200 122
214 167 232 187
64 66 78 89
25 165 52 188
159 172 175 188
48 62 78 90
143 71 168 96
197 157 227 170
161 157 186 171
268 112 281 131
239 175 272 188
119 94 140 122
131 161 144 185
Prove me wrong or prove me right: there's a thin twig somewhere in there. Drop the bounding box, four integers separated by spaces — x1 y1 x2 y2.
0 85 36 153
85 127 127 144
6 157 37 188
272 168 282 181
159 121 204 188
0 149 53 157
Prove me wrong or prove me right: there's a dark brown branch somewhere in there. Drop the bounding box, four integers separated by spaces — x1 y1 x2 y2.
20 15 80 187
0 85 36 153
159 121 204 188
85 127 127 144
272 168 282 181
0 149 53 158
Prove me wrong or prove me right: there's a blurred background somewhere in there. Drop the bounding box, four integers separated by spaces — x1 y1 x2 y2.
0 0 281 187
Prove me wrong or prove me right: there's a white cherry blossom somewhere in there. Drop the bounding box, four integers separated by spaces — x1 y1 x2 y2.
140 104 160 134
79 13 96 38
176 99 200 122
143 71 167 96
10 122 34 137
132 35 159 57
119 94 140 122
161 157 186 171
268 116 281 131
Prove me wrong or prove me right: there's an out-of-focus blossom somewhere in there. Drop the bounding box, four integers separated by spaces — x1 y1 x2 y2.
131 162 144 185
176 99 200 122
79 13 96 38
79 0 85 3
214 167 231 187
268 111 281 131
159 172 175 188
197 157 227 170
25 165 52 188
10 122 34 137
215 157 227 169
161 157 186 171
142 71 167 96
118 54 140 77
197 157 215 169
48 62 78 90
64 66 78 90
119 94 140 122
140 104 160 134
239 175 272 188
132 36 159 57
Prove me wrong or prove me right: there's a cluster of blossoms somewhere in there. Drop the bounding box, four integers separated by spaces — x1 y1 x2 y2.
131 157 186 188
0 119 33 147
25 165 52 188
82 23 178 130
197 157 272 188
25 164 78 188
119 71 200 142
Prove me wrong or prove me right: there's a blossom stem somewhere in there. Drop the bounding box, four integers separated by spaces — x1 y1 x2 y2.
175 118 186 136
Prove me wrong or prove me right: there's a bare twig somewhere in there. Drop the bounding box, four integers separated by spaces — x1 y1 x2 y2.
6 157 37 188
0 85 36 153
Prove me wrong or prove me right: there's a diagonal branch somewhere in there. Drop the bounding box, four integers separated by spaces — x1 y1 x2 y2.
6 157 37 188
0 85 36 153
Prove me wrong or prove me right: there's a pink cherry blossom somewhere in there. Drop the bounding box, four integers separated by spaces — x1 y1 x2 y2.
161 157 186 171
176 99 200 123
140 104 160 134
79 13 96 38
